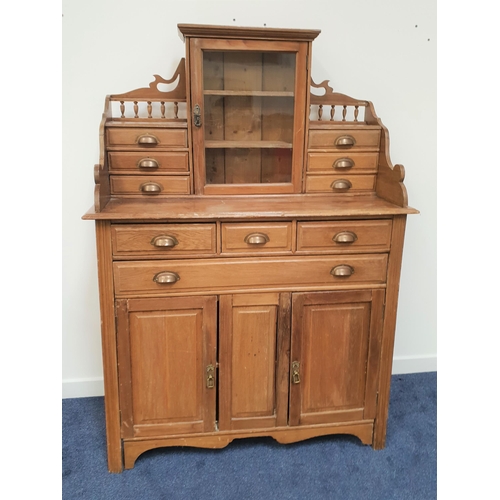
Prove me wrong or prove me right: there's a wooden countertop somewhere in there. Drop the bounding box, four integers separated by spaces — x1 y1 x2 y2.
82 194 419 221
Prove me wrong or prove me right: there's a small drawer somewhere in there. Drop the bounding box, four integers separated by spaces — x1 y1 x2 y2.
111 224 217 258
110 175 190 195
308 129 380 149
107 127 187 147
297 220 393 254
221 223 293 254
113 255 388 295
305 175 375 193
307 152 378 173
108 152 189 172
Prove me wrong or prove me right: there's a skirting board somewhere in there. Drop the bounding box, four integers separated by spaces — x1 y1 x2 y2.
62 355 437 399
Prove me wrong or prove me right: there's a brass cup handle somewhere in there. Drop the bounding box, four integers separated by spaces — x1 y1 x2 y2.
151 235 179 247
140 182 162 193
333 231 358 244
335 135 356 147
331 265 354 277
153 271 180 284
244 233 270 245
333 158 354 169
331 179 352 190
137 134 159 145
137 158 159 169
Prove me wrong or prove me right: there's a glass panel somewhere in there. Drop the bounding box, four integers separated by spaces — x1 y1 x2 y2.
206 148 292 185
203 52 296 92
202 51 296 185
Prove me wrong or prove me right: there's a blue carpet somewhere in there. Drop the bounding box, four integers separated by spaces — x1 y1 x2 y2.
62 372 436 499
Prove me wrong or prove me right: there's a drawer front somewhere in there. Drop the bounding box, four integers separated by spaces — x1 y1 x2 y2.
308 129 380 149
108 152 189 172
297 220 393 254
221 223 293 254
111 224 217 257
113 255 388 295
110 175 190 195
307 152 378 173
305 174 375 193
107 128 187 147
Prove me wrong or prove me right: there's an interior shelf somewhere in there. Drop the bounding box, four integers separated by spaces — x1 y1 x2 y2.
204 90 294 97
205 140 293 149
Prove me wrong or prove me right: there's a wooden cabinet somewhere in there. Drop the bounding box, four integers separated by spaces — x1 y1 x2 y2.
83 24 418 472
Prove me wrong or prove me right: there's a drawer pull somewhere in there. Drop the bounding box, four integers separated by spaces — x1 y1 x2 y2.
151 235 179 248
333 231 358 244
331 265 354 277
137 158 159 169
140 182 162 193
137 134 159 145
333 158 354 169
331 179 352 190
244 233 270 245
335 135 356 147
153 271 180 284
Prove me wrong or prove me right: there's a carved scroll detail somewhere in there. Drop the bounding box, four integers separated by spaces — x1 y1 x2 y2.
110 59 187 102
310 79 368 106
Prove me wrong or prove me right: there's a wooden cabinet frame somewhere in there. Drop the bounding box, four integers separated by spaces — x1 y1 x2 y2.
83 24 418 472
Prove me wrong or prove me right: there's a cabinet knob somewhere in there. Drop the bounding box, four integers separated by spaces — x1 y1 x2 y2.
153 271 180 284
330 179 352 191
335 135 356 147
333 158 354 169
333 231 358 244
137 158 159 169
244 233 270 245
140 182 162 193
137 134 159 145
151 235 179 248
330 265 354 277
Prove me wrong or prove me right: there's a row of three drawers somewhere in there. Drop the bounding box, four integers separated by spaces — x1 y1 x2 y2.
107 126 191 196
306 127 381 193
111 220 393 258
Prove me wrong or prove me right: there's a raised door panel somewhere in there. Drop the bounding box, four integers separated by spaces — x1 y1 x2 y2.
116 296 217 438
219 293 290 430
289 290 384 426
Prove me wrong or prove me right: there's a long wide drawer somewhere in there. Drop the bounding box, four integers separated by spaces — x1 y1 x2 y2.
111 224 217 257
113 255 388 295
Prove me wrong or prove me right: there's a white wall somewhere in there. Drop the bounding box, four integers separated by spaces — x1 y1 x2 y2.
62 0 436 398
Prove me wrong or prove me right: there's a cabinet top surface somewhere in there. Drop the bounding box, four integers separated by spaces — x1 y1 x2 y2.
177 24 321 41
83 195 418 221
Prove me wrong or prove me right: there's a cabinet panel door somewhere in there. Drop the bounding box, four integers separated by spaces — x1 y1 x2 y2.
219 293 291 430
116 296 217 438
290 290 384 426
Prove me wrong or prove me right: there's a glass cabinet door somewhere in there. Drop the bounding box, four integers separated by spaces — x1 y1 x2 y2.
190 39 308 194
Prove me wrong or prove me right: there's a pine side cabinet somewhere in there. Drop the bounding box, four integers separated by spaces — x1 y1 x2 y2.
83 24 418 472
